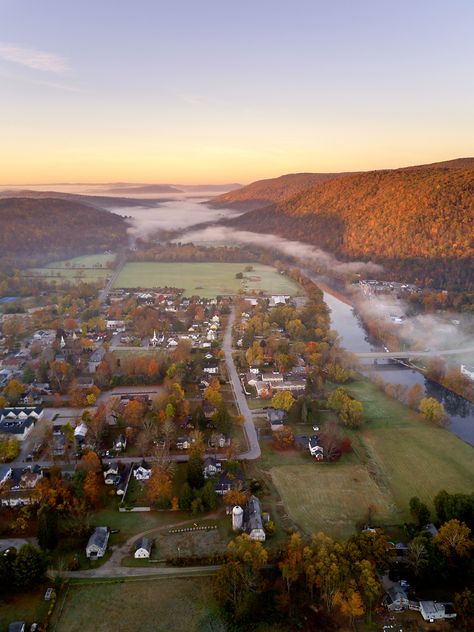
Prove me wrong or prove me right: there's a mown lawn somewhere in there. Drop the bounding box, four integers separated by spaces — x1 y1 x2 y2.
51 577 225 632
268 378 474 538
113 262 301 297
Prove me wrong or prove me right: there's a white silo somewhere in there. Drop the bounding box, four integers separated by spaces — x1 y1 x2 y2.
232 505 244 531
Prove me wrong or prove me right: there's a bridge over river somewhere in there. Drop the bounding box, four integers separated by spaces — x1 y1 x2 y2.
355 346 474 360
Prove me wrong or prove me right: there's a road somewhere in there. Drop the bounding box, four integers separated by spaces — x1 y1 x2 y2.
98 250 127 303
356 346 474 360
223 307 261 460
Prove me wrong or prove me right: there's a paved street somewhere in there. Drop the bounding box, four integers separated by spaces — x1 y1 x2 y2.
223 307 261 460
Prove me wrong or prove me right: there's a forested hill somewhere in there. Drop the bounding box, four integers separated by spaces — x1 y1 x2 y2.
0 198 129 267
224 162 474 290
209 172 354 211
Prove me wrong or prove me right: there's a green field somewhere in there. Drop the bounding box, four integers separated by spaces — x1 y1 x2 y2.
29 253 115 284
269 379 474 539
113 262 301 297
52 578 224 632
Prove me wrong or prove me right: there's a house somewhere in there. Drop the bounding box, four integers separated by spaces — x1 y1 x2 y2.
103 463 119 485
134 460 152 481
0 407 43 441
8 623 26 632
385 585 410 611
134 537 152 559
88 347 106 373
176 437 191 450
460 364 474 381
214 469 244 495
113 433 127 452
106 319 125 330
261 373 284 385
203 362 219 375
10 465 42 490
266 408 287 431
419 601 456 622
245 495 266 541
269 295 289 308
116 464 131 496
203 457 222 479
0 465 12 486
86 527 109 559
74 422 88 445
308 436 323 460
52 432 66 457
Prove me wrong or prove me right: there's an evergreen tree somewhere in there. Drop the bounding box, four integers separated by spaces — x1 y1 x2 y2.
37 505 58 550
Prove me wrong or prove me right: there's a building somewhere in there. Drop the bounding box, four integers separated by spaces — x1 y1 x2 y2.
0 407 43 441
245 495 266 541
232 505 244 531
419 601 456 622
86 527 109 559
88 347 106 373
266 408 287 431
460 364 474 382
134 537 152 558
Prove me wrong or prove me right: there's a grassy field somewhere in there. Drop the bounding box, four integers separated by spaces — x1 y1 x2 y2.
270 462 397 539
268 378 474 538
29 253 115 284
113 262 301 297
51 578 225 632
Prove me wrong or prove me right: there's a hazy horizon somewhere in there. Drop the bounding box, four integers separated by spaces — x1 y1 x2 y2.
1 0 474 184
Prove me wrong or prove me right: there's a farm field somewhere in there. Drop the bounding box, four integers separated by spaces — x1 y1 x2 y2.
270 462 397 539
51 578 225 632
28 253 115 284
269 379 474 538
113 262 301 297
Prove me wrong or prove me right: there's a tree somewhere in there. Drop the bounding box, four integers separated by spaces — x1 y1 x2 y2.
147 467 173 506
13 544 48 591
454 588 474 631
327 387 349 413
83 471 104 507
419 397 447 426
22 365 36 384
214 534 268 620
179 482 193 511
3 379 25 405
407 383 423 409
409 496 431 527
434 519 473 558
37 505 58 550
279 532 304 596
123 399 146 427
201 480 217 511
187 452 204 490
223 489 248 508
212 403 233 437
334 589 365 626
271 390 295 412
0 437 20 463
407 539 428 577
77 450 102 473
339 398 363 429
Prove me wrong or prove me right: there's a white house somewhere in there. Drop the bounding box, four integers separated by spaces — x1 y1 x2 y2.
134 537 152 559
86 527 109 559
308 436 324 460
0 407 43 442
461 364 474 382
134 461 152 481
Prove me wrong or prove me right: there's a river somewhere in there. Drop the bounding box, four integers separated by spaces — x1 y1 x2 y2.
320 287 474 445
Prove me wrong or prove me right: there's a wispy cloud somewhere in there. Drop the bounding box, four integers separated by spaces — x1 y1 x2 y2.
0 42 68 73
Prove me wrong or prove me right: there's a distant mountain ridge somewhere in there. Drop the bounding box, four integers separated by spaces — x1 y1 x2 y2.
0 198 129 267
218 158 474 289
0 189 163 209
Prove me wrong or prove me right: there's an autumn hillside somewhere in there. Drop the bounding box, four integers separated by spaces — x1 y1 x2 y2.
209 172 354 211
0 198 129 267
223 161 474 289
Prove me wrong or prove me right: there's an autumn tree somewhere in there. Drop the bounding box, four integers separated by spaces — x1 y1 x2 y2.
3 379 25 405
271 390 295 412
434 519 473 559
279 532 305 598
339 398 363 429
147 467 173 506
407 539 428 577
407 383 423 409
123 399 146 427
419 397 447 426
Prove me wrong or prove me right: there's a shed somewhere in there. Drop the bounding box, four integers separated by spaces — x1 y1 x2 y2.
134 537 152 559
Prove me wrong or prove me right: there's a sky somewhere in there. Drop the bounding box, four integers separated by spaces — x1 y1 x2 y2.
1 0 473 184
